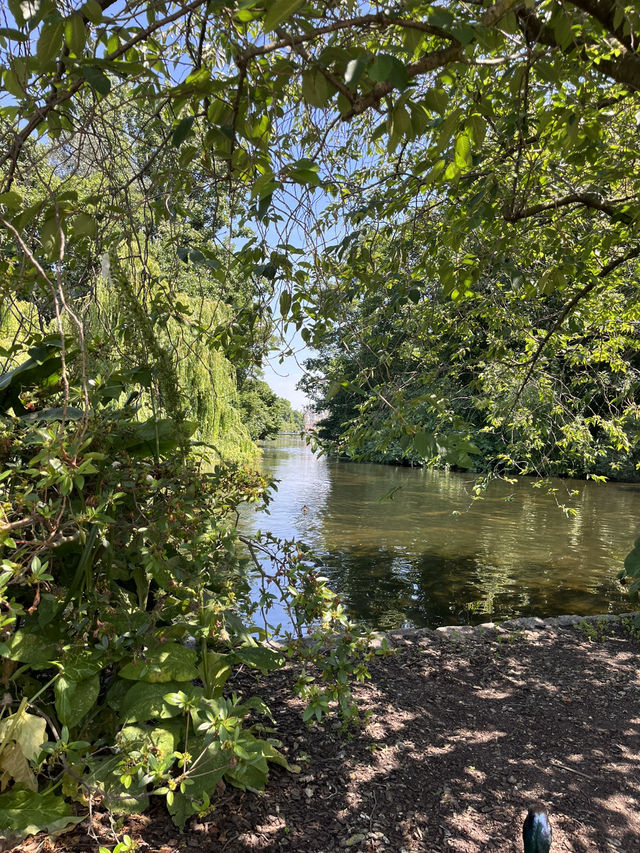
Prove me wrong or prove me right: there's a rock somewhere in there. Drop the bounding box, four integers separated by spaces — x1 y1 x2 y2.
554 614 582 626
516 617 546 630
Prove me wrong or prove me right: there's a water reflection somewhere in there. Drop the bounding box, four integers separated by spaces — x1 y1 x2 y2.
242 437 636 630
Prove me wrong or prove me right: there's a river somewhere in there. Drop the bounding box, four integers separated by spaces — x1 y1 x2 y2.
241 436 639 630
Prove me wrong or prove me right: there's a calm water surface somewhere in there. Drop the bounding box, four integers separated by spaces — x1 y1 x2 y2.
242 437 639 630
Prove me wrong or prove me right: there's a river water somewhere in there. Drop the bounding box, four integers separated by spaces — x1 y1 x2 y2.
241 437 639 630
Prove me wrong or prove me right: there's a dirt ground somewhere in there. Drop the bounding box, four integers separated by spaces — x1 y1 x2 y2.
11 617 640 853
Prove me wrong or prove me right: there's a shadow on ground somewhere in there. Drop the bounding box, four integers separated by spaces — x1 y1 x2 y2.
24 622 640 853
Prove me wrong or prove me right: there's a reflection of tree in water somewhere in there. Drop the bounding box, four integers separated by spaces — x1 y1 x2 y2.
319 548 515 630
319 546 630 630
254 443 636 630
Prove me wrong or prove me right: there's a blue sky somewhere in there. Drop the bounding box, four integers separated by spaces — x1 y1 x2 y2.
263 345 309 410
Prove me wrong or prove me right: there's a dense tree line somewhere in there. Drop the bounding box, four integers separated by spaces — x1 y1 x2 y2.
301 227 640 479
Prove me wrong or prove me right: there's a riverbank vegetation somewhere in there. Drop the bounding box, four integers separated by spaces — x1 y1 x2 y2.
1 0 640 844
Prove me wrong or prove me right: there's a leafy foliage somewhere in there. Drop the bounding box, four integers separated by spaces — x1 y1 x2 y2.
237 376 303 440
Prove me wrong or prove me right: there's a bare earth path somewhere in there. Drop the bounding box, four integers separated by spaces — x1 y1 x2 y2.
13 618 640 853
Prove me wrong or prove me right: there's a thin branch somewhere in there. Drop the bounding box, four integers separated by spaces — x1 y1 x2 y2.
504 192 636 223
511 245 640 409
342 0 521 120
239 10 460 63
0 0 207 188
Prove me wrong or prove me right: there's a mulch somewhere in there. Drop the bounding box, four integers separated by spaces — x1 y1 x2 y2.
10 620 640 853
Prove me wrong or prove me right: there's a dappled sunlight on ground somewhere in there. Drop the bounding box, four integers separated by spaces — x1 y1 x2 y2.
31 621 640 853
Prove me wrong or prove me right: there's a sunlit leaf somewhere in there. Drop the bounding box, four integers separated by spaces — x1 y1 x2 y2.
54 674 100 728
36 18 64 64
263 0 304 32
0 789 82 839
119 644 198 683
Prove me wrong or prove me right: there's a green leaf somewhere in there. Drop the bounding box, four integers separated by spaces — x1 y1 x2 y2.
171 116 195 147
429 8 454 28
120 681 202 723
279 291 291 317
258 739 299 771
4 629 59 664
224 742 269 791
414 430 436 459
0 191 23 210
466 114 486 147
36 18 64 64
552 12 573 49
391 103 411 137
167 740 228 827
454 132 472 170
233 645 285 674
263 0 304 32
119 644 198 683
369 54 409 90
398 434 412 451
121 418 197 458
119 723 179 762
403 27 424 55
73 212 96 236
624 543 640 578
450 23 475 45
0 789 82 840
8 0 42 26
57 647 104 681
3 69 25 98
65 14 86 54
87 755 150 815
54 674 100 727
20 406 84 423
423 88 448 115
289 168 322 187
40 216 61 260
0 27 29 43
301 68 335 108
80 0 103 24
81 66 111 95
200 652 232 697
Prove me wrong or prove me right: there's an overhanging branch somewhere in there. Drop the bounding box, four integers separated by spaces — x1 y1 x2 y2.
510 244 640 410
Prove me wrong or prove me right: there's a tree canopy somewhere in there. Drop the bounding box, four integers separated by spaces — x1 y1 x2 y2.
3 0 639 469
